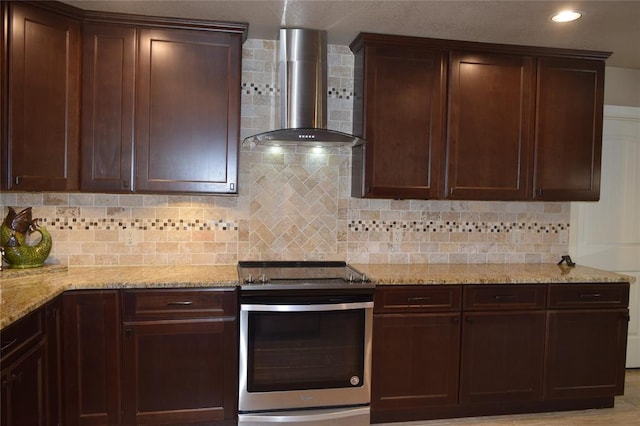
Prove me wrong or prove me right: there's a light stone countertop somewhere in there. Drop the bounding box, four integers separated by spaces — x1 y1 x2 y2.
352 263 636 285
1 263 634 330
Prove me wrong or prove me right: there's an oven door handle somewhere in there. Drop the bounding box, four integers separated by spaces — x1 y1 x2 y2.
241 301 373 312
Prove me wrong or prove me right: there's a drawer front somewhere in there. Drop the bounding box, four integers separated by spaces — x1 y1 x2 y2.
123 288 237 320
548 283 629 309
0 308 45 362
463 284 546 311
374 285 462 313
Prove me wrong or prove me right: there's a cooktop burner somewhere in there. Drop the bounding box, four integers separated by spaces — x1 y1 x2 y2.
237 261 373 290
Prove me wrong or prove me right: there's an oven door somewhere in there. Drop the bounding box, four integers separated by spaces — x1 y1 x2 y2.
239 297 373 413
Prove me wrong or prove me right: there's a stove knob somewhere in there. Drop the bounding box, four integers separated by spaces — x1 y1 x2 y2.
260 274 268 284
362 274 368 282
349 274 355 283
245 274 254 284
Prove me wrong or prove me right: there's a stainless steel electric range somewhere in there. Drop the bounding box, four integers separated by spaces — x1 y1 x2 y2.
237 261 374 425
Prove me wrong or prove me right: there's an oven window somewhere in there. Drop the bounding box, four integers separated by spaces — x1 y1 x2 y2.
247 309 365 392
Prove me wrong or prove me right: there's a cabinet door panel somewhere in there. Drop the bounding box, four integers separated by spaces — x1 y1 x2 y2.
460 311 545 403
545 309 629 399
136 28 240 193
6 2 80 191
122 319 237 425
372 313 460 410
353 45 446 199
447 52 534 200
1 340 47 426
534 57 604 200
63 291 121 426
81 23 136 192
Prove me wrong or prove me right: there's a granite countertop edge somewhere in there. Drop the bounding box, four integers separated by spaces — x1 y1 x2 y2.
1 263 635 330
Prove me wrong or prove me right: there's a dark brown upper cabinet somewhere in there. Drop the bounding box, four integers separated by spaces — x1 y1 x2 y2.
351 34 447 199
533 57 605 201
2 1 246 194
447 52 534 200
350 33 610 201
3 1 81 191
135 27 242 194
81 16 246 194
81 23 136 192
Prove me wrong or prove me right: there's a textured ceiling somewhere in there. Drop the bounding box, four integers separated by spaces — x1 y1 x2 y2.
61 0 640 69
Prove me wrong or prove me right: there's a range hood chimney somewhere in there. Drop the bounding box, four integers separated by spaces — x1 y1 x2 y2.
242 28 365 147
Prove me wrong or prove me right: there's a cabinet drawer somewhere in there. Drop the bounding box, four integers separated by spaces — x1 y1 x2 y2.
0 308 45 361
463 285 546 311
123 289 237 320
547 283 629 309
374 286 462 313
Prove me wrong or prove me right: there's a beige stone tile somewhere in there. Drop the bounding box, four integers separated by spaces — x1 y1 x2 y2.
118 254 144 265
67 254 91 266
16 193 44 206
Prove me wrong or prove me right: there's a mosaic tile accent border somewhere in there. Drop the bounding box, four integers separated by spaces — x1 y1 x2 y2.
36 218 238 231
242 82 278 95
241 82 354 100
348 220 570 234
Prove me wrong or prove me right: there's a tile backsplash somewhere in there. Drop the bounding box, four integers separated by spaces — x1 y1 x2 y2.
0 40 569 266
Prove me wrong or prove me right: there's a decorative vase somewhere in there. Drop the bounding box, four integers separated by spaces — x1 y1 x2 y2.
1 207 52 268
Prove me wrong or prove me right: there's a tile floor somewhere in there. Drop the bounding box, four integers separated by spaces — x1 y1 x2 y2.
380 369 640 425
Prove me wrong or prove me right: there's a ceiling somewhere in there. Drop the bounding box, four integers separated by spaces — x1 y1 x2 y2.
61 0 640 69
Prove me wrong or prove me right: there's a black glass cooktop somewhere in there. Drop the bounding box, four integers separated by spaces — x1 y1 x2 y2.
237 261 373 290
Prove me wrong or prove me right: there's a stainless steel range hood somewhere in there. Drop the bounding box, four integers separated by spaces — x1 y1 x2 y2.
242 28 365 148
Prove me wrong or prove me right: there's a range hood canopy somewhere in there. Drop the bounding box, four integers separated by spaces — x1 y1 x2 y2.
242 28 365 148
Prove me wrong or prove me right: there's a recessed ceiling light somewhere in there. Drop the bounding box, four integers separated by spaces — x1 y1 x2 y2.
551 10 583 23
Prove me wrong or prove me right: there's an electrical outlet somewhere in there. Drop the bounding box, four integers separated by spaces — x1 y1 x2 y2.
559 230 569 245
392 230 402 245
124 229 138 247
512 230 523 244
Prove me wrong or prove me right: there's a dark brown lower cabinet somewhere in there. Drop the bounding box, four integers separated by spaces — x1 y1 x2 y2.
371 283 630 424
460 311 545 403
63 291 121 426
544 283 630 400
372 313 461 407
0 305 48 426
1 338 47 426
545 309 629 400
122 289 238 426
372 286 462 423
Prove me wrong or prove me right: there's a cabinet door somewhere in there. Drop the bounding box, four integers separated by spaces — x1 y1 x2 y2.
136 28 241 194
460 311 545 403
122 318 238 425
545 309 629 399
81 23 136 192
352 45 446 199
447 52 534 200
5 2 80 191
1 340 47 426
371 313 460 417
533 57 605 201
63 291 121 426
